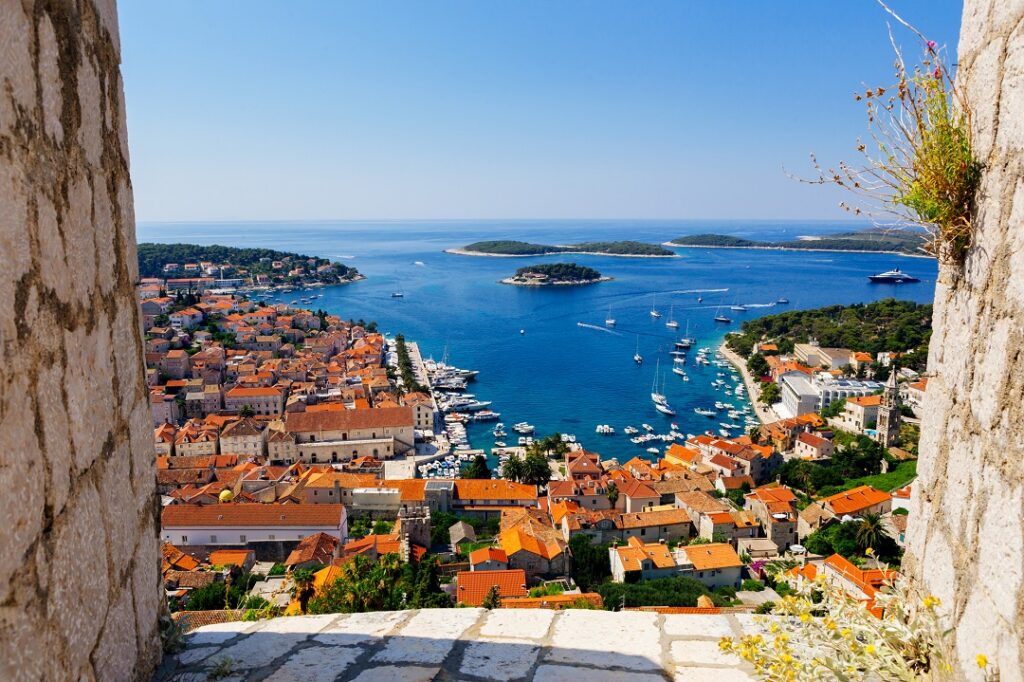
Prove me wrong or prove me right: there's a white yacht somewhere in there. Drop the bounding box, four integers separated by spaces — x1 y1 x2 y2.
665 305 679 329
605 306 616 327
649 294 661 318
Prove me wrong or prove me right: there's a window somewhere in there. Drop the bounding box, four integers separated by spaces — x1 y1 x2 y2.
209 535 217 543
240 535 246 543
269 534 276 540
181 535 188 543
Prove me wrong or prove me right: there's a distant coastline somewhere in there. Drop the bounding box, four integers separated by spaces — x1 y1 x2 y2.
661 241 934 259
447 247 674 259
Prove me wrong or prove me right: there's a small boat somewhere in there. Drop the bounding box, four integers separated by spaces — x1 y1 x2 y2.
649 294 661 318
634 336 643 365
646 447 660 455
673 357 686 364
672 366 687 377
494 441 507 448
520 329 525 335
655 402 676 416
624 426 639 435
665 305 679 329
694 408 716 417
777 297 789 304
714 308 732 324
868 268 921 283
605 306 616 327
391 292 404 298
642 423 654 432
729 303 747 312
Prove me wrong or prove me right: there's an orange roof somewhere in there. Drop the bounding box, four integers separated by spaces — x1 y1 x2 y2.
846 395 882 407
787 563 818 581
797 431 830 448
468 547 508 565
682 542 743 571
285 406 413 432
162 503 345 528
499 527 564 560
456 569 528 606
613 536 677 572
208 549 254 567
226 386 282 397
665 443 701 465
853 352 873 362
502 593 604 609
820 485 892 515
454 479 538 502
823 553 897 599
616 508 690 529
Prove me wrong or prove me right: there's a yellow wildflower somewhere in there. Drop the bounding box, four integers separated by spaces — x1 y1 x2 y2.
799 613 810 623
976 654 988 668
923 595 941 609
865 547 875 556
865 644 876 655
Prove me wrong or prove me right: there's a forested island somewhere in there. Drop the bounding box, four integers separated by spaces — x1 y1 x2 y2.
501 262 609 286
137 243 362 287
726 298 932 371
667 229 930 256
450 240 675 257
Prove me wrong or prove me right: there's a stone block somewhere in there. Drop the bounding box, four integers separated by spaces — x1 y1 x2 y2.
371 608 482 664
264 644 363 682
478 608 555 640
671 639 740 667
211 632 307 670
349 665 441 682
533 666 665 682
459 638 541 681
674 666 753 681
662 614 734 639
545 609 662 671
91 582 138 681
186 621 257 647
313 610 408 647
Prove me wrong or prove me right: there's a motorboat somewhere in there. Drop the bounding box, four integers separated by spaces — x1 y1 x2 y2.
654 402 676 416
694 408 716 417
777 297 789 304
672 366 687 377
868 268 921 283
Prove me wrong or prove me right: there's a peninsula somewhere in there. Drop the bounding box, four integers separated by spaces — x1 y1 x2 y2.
501 262 609 286
449 239 675 257
137 243 363 291
666 229 931 257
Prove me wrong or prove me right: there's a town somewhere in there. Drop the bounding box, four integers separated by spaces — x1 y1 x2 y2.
143 268 923 626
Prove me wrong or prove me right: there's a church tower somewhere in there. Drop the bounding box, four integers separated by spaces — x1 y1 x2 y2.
876 371 902 448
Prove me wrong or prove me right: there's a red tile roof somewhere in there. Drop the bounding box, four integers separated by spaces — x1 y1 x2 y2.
162 503 345 528
285 406 413 432
455 569 528 606
820 485 892 515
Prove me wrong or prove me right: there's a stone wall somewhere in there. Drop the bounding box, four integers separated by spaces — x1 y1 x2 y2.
904 1 1024 680
0 1 163 680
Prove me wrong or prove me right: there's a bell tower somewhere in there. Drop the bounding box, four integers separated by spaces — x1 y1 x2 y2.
876 371 901 448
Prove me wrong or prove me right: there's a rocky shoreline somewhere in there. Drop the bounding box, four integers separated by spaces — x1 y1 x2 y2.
446 248 676 258
500 276 613 286
662 241 933 259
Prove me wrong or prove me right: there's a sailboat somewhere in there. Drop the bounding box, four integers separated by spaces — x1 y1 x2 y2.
676 321 695 349
605 306 616 327
650 360 668 405
714 307 732 324
665 304 679 329
649 294 661 318
633 336 643 365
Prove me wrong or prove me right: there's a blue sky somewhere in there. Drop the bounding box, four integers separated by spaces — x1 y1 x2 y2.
120 1 963 222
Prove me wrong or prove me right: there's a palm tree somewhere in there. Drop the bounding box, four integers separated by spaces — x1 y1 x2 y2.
502 453 526 482
855 512 890 552
606 482 620 508
290 567 316 614
523 451 552 490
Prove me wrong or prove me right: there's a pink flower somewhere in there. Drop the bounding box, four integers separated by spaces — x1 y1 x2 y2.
934 67 942 79
927 40 937 52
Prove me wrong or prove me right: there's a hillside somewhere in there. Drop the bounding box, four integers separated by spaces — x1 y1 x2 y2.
137 243 360 283
456 240 673 257
669 229 929 256
726 298 932 369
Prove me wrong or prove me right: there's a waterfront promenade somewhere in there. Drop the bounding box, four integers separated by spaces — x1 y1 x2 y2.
719 342 778 424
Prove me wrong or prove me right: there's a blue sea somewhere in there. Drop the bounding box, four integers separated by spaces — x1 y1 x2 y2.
137 220 937 463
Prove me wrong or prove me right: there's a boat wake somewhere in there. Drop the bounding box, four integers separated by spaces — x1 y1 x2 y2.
741 302 778 308
672 288 729 294
576 322 623 336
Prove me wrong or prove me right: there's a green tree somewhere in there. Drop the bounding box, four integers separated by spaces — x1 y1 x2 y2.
501 453 526 482
291 568 316 614
239 405 255 418
606 482 619 508
460 455 492 480
855 512 890 553
481 585 502 609
746 353 770 378
522 451 552 489
759 381 781 406
568 535 611 591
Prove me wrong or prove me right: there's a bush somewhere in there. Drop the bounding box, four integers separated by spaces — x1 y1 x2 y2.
754 600 776 614
741 579 766 592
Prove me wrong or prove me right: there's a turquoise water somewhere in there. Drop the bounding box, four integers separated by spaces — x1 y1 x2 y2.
137 220 937 462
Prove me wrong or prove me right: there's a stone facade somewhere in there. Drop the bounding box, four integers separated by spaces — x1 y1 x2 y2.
0 1 163 680
904 1 1024 679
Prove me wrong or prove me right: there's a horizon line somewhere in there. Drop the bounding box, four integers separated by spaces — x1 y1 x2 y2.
136 216 869 226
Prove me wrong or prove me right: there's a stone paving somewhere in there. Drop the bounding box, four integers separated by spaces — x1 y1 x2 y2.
158 608 758 681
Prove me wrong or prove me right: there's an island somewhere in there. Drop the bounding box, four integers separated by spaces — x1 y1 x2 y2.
136 243 363 290
500 262 610 286
448 240 675 257
666 229 930 257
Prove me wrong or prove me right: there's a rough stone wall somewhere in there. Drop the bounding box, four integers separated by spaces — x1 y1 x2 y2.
905 1 1024 679
0 1 163 680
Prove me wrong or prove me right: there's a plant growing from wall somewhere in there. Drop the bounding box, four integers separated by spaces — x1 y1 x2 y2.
800 3 981 265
